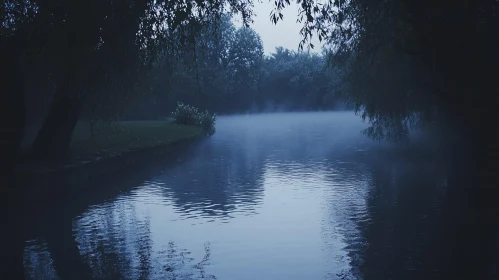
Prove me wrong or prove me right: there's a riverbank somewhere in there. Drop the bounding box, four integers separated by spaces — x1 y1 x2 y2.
69 120 202 161
16 121 205 196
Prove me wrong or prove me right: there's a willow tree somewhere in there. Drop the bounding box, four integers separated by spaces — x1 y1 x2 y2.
268 0 498 147
3 0 497 161
1 0 258 162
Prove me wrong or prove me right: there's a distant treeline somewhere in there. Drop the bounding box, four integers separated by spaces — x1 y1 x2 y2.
3 0 497 163
126 16 349 119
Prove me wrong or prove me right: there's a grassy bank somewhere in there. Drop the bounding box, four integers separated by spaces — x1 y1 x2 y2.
18 120 203 175
16 120 204 196
69 121 203 161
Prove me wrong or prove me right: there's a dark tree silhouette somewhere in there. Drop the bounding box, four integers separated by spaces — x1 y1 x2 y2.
268 0 498 148
1 0 256 162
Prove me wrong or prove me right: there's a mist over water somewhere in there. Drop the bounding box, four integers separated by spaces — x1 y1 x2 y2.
20 112 495 279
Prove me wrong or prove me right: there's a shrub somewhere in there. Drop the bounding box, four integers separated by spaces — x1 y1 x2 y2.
172 102 199 125
172 102 216 136
196 110 216 136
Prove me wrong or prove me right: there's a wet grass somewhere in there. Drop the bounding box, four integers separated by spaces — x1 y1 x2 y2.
69 121 203 161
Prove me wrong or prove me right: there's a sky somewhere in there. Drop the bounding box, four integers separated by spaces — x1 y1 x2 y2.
233 1 324 54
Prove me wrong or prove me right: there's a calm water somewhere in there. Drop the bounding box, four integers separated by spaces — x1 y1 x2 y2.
17 112 498 279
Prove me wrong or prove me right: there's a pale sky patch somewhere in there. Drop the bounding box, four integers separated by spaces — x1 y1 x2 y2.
233 1 324 54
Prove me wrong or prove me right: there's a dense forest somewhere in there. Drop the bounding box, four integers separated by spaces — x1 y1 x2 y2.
127 16 345 119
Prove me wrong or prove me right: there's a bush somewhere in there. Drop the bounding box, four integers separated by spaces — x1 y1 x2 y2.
196 110 216 135
172 102 199 125
172 102 216 136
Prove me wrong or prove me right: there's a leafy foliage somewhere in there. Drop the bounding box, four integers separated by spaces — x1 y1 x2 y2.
172 102 200 126
196 110 217 136
259 47 341 111
129 16 348 119
269 0 499 143
6 0 493 151
172 102 216 136
0 0 257 156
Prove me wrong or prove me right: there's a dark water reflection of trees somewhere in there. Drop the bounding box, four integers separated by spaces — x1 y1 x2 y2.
153 140 266 220
14 114 499 279
24 209 216 280
19 144 222 280
19 133 270 279
354 153 448 279
338 148 498 280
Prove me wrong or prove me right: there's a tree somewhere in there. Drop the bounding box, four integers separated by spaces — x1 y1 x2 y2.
148 14 239 114
258 47 339 111
129 32 346 117
1 0 256 161
147 19 265 115
6 0 495 162
269 0 498 148
225 27 264 111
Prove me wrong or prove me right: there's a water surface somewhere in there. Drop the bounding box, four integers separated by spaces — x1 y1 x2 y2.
19 112 494 279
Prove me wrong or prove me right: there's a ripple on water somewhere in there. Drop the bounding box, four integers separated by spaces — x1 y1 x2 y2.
23 239 60 280
22 113 457 279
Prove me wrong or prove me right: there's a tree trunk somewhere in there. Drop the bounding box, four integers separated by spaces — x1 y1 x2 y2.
1 76 26 175
31 79 82 161
45 217 93 280
0 50 26 182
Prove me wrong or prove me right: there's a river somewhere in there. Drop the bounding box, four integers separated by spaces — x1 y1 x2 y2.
17 112 498 279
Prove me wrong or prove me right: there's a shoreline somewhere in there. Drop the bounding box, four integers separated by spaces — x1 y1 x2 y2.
14 122 207 200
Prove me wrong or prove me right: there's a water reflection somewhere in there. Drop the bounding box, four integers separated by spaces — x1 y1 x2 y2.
153 138 267 220
74 197 152 279
25 233 215 280
23 239 60 280
19 112 497 279
351 153 448 279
